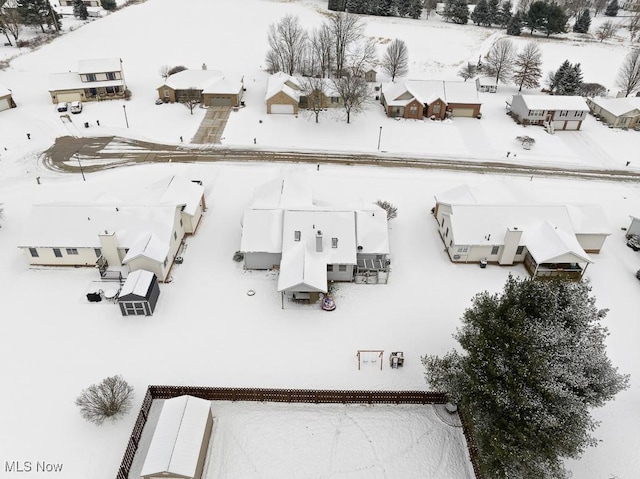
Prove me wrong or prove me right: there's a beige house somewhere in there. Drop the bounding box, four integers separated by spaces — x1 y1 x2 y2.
240 178 390 299
140 395 213 479
49 58 126 104
586 96 640 129
380 80 482 119
433 185 610 280
0 85 16 111
157 68 244 107
265 72 302 114
18 176 205 282
509 94 589 131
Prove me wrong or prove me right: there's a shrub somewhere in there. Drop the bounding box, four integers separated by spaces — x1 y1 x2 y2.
75 375 134 425
375 200 398 220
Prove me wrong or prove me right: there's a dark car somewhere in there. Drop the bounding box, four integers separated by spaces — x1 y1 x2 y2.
626 234 640 251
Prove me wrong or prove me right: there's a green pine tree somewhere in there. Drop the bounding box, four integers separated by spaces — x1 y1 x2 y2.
471 0 490 25
487 0 500 25
73 0 88 20
506 10 522 35
605 0 619 16
524 0 547 34
573 9 591 33
542 2 568 37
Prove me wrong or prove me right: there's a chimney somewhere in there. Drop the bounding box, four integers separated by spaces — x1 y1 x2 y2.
316 230 323 252
202 63 207 70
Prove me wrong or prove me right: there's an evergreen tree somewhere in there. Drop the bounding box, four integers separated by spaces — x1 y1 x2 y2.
487 0 500 25
408 0 423 18
449 0 469 24
542 3 568 37
506 10 522 35
73 0 88 20
497 0 513 27
471 0 490 25
605 0 619 16
524 0 547 34
513 41 543 91
16 0 50 32
101 0 117 10
423 276 629 479
573 9 591 33
550 60 583 95
379 0 395 16
397 0 411 17
346 0 359 13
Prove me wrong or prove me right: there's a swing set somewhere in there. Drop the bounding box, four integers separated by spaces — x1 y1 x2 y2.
356 350 384 370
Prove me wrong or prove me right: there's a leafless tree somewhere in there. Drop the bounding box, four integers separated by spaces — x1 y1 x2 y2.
347 37 378 78
485 39 516 85
381 38 409 82
0 4 21 44
593 0 607 15
615 48 640 96
75 375 134 425
424 0 439 18
332 69 370 123
627 12 640 43
265 14 308 75
457 62 477 82
329 12 365 78
578 82 607 96
180 88 201 115
308 24 334 78
595 20 619 42
159 65 171 80
512 42 543 91
301 76 326 123
562 0 592 19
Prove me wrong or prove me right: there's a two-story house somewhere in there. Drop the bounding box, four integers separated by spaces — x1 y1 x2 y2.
48 58 127 104
509 94 589 131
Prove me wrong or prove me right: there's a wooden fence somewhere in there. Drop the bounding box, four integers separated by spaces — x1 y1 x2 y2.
115 386 482 479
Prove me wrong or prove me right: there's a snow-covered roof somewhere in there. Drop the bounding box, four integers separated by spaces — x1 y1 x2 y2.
434 184 478 205
265 72 301 102
356 208 390 254
382 80 480 106
19 203 179 249
588 96 640 117
250 178 313 209
240 208 284 253
476 76 498 86
48 72 124 91
515 94 589 111
119 269 156 297
160 69 242 94
77 58 122 74
277 242 328 292
0 85 11 97
122 232 169 263
565 204 611 235
140 395 211 478
145 175 204 217
522 221 592 264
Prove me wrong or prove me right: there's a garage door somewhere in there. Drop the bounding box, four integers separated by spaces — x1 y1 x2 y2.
0 98 9 111
57 92 82 103
270 104 294 114
210 97 233 107
564 121 580 130
552 120 565 130
451 108 475 117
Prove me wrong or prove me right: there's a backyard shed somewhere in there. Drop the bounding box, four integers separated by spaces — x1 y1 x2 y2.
118 269 160 316
140 395 213 479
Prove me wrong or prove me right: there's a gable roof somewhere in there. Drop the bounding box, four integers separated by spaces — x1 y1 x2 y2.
265 72 301 102
122 232 169 263
0 85 11 97
522 221 592 264
588 96 640 117
382 80 480 106
78 58 122 74
140 395 211 478
160 69 242 93
514 94 589 111
119 269 156 298
145 175 204 217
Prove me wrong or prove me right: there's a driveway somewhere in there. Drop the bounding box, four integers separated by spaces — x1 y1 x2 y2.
192 106 232 144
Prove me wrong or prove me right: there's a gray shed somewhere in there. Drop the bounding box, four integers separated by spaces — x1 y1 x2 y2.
118 270 160 316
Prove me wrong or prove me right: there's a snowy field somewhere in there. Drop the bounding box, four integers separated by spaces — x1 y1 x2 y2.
1 0 640 478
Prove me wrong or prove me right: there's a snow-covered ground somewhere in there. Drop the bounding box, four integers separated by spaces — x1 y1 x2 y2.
0 0 639 478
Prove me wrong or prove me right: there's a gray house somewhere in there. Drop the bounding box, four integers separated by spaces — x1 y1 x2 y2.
118 270 160 316
509 94 589 131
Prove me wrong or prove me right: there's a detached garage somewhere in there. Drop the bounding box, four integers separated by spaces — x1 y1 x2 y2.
118 269 160 316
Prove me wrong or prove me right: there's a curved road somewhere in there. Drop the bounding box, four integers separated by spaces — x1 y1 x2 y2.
41 135 640 182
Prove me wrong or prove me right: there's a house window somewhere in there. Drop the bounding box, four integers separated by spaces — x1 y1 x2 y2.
516 246 524 254
457 246 468 253
409 105 417 114
433 104 441 114
331 96 340 104
327 264 334 272
441 217 445 227
449 240 453 248
491 245 499 255
173 231 177 241
29 248 39 257
86 73 96 82
180 218 183 228
559 110 568 117
66 248 79 255
106 72 116 80
445 227 449 237
294 231 301 241
332 238 338 248
338 264 347 272
164 257 168 267
164 89 170 98
53 248 62 258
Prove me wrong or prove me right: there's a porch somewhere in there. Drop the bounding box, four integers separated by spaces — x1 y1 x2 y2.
354 258 389 284
524 254 586 281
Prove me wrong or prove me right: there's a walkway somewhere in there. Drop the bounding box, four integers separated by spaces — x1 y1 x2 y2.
191 106 231 144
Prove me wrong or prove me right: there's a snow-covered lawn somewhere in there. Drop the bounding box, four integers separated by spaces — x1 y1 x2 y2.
1 0 639 478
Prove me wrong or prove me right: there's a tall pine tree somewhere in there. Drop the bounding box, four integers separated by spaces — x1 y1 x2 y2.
487 0 500 26
73 0 88 20
573 9 591 33
506 10 522 35
605 0 619 16
471 0 491 25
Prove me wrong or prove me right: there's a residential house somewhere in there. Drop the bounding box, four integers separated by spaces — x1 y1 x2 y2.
433 185 610 280
157 67 244 107
0 85 16 111
627 215 640 236
265 72 344 114
59 0 101 6
18 176 205 282
475 76 497 93
509 94 589 131
586 96 640 129
240 178 390 299
49 58 126 104
380 80 482 119
140 395 213 479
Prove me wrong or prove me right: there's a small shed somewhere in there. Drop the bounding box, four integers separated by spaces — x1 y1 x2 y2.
118 269 160 316
475 76 498 93
364 69 377 83
140 395 213 479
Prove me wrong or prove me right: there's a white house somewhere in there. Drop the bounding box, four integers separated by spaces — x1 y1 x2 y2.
475 76 498 93
433 185 610 279
18 176 205 282
240 179 390 298
509 94 589 131
140 395 213 479
49 58 127 104
586 96 640 129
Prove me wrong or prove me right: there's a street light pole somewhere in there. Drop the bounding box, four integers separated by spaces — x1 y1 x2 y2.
122 104 129 128
377 126 382 151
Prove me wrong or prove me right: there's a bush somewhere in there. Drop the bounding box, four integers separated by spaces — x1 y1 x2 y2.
375 200 398 220
75 375 134 425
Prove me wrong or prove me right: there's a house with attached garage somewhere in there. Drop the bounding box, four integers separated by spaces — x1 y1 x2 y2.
380 80 482 120
18 176 205 282
0 85 16 111
240 178 390 301
48 58 127 104
157 67 244 107
509 94 589 131
265 72 344 114
433 185 610 280
586 96 640 129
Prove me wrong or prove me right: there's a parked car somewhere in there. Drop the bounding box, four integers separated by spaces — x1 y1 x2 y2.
56 102 68 112
70 101 83 114
626 234 640 251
